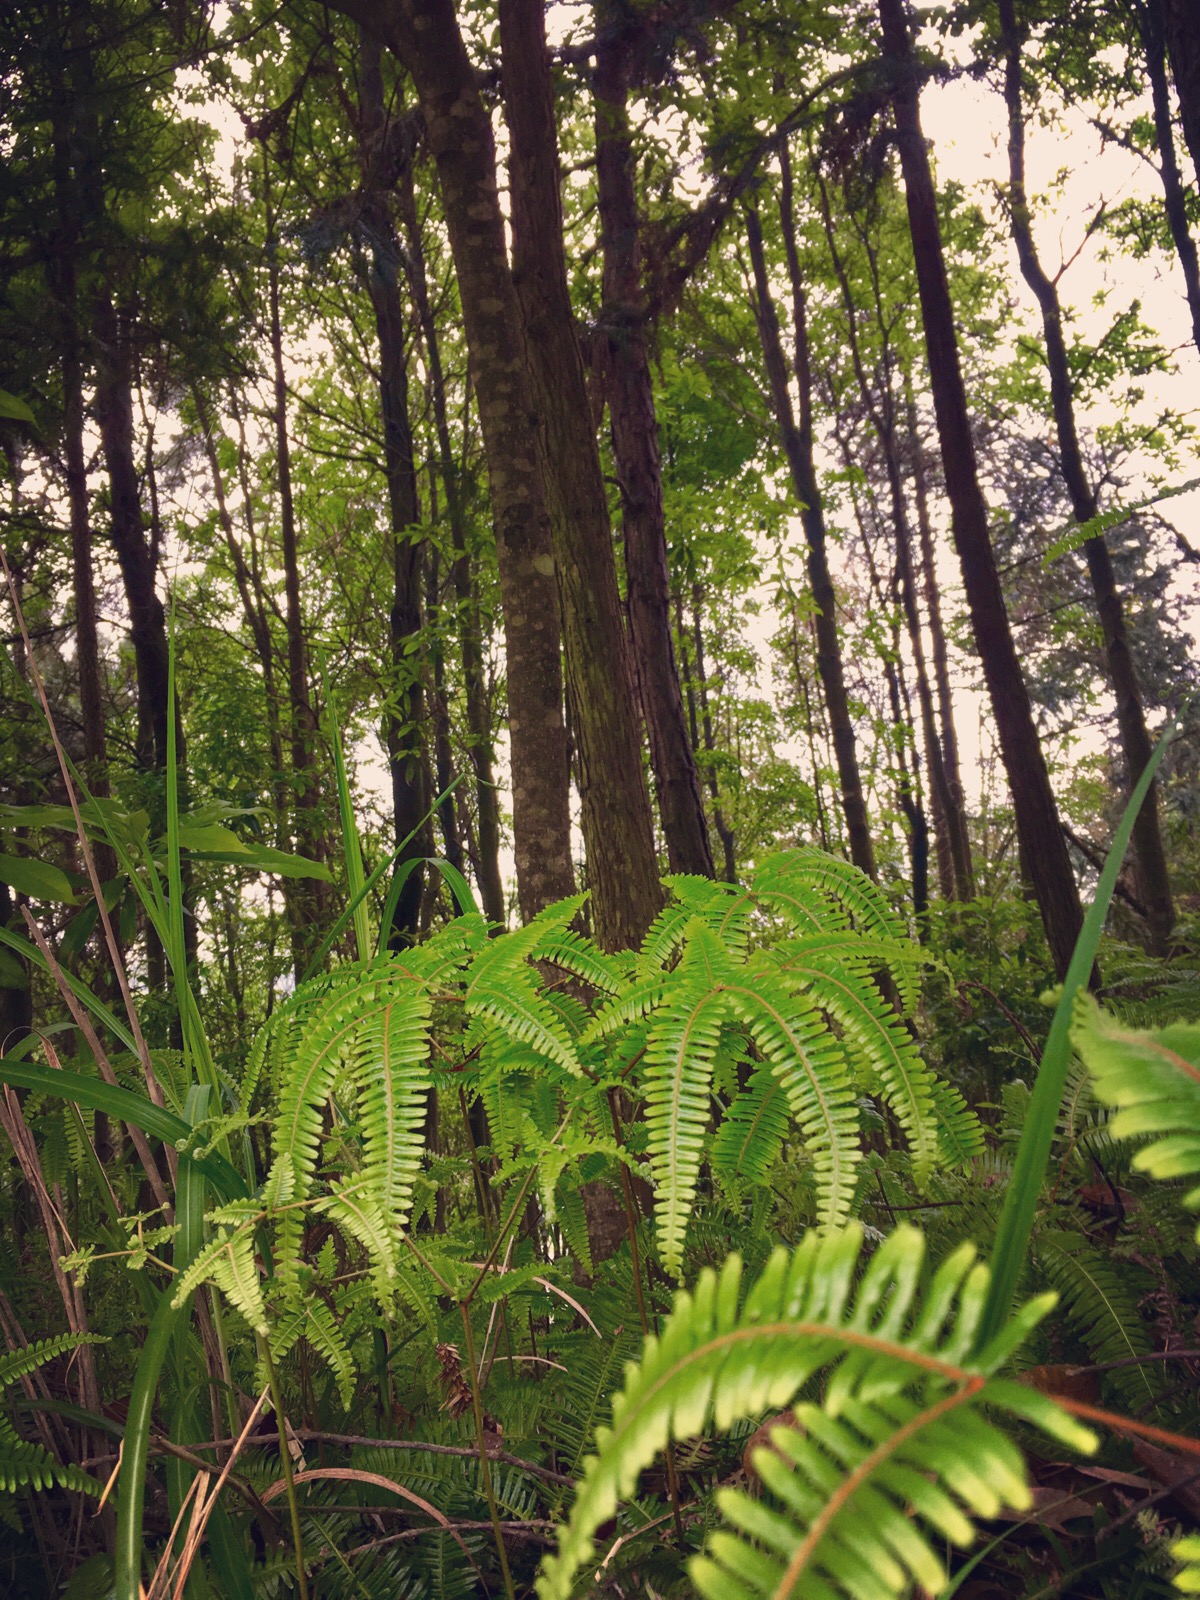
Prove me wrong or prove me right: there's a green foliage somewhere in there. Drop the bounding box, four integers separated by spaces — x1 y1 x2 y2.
537 1223 1093 1600
0 1335 103 1496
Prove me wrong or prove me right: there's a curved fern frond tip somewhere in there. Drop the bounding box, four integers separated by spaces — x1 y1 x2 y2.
1071 992 1200 1235
535 1224 1092 1600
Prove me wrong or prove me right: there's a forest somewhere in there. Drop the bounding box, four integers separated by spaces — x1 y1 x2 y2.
3 0 1200 1593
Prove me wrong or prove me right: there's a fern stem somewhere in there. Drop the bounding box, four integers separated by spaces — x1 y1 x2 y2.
459 1300 516 1600
258 1335 310 1600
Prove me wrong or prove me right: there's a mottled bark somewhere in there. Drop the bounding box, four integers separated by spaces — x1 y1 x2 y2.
1002 0 1175 953
879 0 1083 977
499 0 663 951
327 0 575 924
745 204 877 881
593 7 714 879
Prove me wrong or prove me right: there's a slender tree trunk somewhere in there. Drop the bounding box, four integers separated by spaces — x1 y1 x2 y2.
359 36 428 946
499 0 663 950
683 589 737 882
593 6 714 879
93 294 170 775
1139 0 1200 356
812 160 973 900
426 549 465 876
262 156 328 967
396 158 506 927
745 204 877 881
328 0 575 925
1001 0 1175 953
905 378 970 870
879 0 1083 977
1159 0 1200 185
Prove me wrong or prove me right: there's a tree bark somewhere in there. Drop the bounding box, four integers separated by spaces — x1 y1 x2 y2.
1139 0 1200 357
745 203 877 881
879 0 1083 977
1159 0 1200 186
593 5 714 880
1001 0 1175 953
326 0 575 926
499 0 663 951
359 35 428 947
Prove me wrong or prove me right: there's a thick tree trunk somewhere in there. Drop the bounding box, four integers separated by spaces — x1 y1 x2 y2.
1139 0 1200 357
328 0 575 925
1002 0 1175 953
593 9 714 880
499 0 663 951
879 0 1083 977
1159 0 1200 186
360 37 428 947
396 159 506 927
745 204 877 881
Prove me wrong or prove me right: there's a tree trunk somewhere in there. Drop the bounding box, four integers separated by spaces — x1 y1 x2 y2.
327 0 575 926
1001 0 1175 954
262 157 327 968
1139 0 1200 357
499 0 663 951
745 204 877 881
905 377 971 878
93 293 170 776
879 0 1083 978
682 589 737 882
811 158 973 900
1159 0 1200 185
359 35 428 947
593 6 714 879
396 156 507 927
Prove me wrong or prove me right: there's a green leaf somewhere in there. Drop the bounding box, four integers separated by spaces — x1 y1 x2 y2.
0 854 77 904
0 389 35 424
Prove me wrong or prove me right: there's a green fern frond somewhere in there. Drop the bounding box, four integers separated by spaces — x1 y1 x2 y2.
1174 1533 1200 1593
928 1076 986 1169
0 1331 103 1391
753 849 908 965
172 1216 267 1335
536 1223 1094 1600
641 920 733 1276
772 945 938 1172
1071 994 1200 1234
722 968 860 1231
1035 1230 1157 1410
711 1067 791 1192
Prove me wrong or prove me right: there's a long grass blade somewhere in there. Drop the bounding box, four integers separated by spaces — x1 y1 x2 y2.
977 715 1179 1349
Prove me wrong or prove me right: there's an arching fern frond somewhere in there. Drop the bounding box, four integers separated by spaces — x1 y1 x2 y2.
536 1223 1094 1600
1071 993 1200 1235
0 1333 104 1496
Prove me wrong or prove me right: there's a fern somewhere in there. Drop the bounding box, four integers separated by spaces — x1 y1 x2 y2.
1035 1230 1158 1411
536 1222 1094 1600
0 1334 104 1496
1071 994 1200 1234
